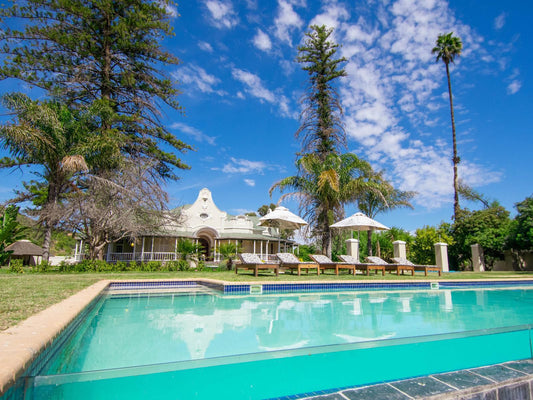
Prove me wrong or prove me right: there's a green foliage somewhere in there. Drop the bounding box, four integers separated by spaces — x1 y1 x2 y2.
293 244 318 262
35 261 52 273
8 259 24 274
257 204 277 217
507 196 533 251
217 243 241 270
51 231 76 256
411 225 453 266
176 239 202 261
0 205 27 264
0 0 191 178
450 204 511 270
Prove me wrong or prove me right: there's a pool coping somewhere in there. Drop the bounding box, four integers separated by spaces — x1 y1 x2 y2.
1 277 533 397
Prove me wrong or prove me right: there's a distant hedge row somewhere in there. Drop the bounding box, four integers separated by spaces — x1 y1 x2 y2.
7 259 227 274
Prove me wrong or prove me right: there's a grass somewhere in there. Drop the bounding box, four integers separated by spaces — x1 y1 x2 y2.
1 268 532 331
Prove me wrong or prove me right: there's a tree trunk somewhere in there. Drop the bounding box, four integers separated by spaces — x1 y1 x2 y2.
446 62 460 219
42 224 52 262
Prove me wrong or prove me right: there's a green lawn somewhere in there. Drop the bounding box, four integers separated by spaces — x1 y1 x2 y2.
1 269 532 331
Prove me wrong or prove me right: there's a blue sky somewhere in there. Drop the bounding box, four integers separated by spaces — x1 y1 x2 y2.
1 0 532 234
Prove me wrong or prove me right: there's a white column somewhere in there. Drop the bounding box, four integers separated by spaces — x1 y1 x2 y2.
434 242 449 272
346 239 359 260
471 244 485 272
141 237 145 261
74 241 78 260
393 240 407 259
132 239 136 261
174 237 178 260
150 236 154 260
253 240 256 255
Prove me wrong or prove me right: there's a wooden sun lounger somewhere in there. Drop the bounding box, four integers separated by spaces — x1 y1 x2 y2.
339 255 386 276
276 253 320 276
366 256 414 276
309 254 357 276
236 253 279 277
392 258 442 276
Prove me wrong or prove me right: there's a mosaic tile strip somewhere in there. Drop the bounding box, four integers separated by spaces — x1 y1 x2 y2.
108 281 198 290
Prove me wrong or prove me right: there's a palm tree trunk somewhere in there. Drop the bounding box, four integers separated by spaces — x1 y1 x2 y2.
446 62 460 219
42 224 52 262
367 230 373 257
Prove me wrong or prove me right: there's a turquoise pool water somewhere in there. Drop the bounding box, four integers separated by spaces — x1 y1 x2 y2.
28 285 533 399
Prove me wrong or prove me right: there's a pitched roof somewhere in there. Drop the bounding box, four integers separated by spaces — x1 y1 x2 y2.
4 240 44 256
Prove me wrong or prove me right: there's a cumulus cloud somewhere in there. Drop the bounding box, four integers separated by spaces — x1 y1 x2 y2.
170 122 216 145
205 0 238 29
172 64 226 96
253 29 272 51
244 179 256 187
274 0 303 44
307 0 503 207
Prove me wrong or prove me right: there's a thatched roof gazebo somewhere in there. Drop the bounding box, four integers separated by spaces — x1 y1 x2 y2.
5 240 44 266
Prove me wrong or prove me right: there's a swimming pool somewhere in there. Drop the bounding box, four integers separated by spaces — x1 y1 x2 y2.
23 282 533 399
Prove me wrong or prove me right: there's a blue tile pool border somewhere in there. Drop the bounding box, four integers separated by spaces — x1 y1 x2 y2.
105 279 533 295
221 279 533 295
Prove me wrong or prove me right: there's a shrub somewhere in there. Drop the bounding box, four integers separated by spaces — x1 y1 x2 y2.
8 259 24 274
36 260 52 273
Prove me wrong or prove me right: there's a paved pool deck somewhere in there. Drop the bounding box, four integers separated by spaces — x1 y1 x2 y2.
1 277 532 398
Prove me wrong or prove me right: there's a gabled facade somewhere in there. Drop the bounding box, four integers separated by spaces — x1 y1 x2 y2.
77 188 294 263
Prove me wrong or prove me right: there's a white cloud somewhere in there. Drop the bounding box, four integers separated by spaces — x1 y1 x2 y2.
244 179 256 187
314 0 503 208
274 0 303 45
172 64 226 96
231 68 293 118
198 41 214 52
253 29 272 51
232 68 275 102
170 122 216 145
205 0 238 29
494 13 506 30
507 80 522 94
220 158 267 174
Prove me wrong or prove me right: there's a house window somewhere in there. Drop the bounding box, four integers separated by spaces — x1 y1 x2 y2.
200 213 209 220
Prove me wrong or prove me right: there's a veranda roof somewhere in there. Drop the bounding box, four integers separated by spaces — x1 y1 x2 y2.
4 240 44 256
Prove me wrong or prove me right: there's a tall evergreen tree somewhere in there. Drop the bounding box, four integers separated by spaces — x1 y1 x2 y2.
276 25 348 256
0 0 191 179
296 25 347 160
432 32 463 220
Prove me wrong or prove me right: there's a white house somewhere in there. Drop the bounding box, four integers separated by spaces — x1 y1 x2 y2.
76 188 296 263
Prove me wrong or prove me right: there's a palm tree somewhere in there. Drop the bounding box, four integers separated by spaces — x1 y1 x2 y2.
432 32 463 220
0 94 90 261
358 171 416 256
271 153 375 257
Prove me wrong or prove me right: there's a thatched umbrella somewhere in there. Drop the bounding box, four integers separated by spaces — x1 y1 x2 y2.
5 240 44 266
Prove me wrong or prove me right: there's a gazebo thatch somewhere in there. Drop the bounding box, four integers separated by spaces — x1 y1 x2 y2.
5 240 44 266
5 240 44 256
